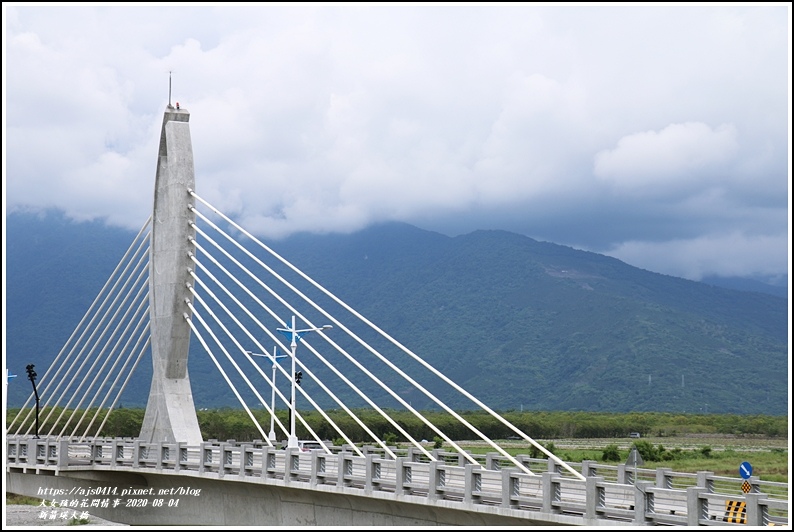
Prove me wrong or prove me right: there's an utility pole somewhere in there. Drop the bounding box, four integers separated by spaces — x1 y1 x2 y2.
276 316 332 449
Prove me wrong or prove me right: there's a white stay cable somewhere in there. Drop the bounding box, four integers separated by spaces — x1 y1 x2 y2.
44 261 149 436
189 241 410 460
187 266 362 457
188 245 395 457
186 265 295 441
31 245 149 434
91 333 151 440
60 276 149 439
28 245 150 436
11 223 150 435
189 226 439 458
189 193 569 477
190 217 462 464
7 216 151 432
186 289 276 445
70 291 149 440
78 304 150 442
184 309 272 442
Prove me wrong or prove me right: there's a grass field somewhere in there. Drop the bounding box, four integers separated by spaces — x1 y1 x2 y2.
450 434 789 483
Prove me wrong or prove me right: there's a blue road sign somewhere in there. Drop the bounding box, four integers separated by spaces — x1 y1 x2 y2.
739 461 752 479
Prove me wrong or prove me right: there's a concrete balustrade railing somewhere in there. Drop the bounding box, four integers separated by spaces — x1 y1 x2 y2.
8 437 65 467
6 435 788 526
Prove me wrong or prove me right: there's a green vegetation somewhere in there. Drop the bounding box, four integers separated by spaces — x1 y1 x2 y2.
455 440 787 482
5 405 145 438
67 517 91 526
6 493 43 506
8 407 787 442
602 444 621 461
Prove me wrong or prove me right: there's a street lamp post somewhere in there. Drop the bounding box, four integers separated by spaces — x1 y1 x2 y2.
246 347 288 441
25 364 39 438
276 315 332 449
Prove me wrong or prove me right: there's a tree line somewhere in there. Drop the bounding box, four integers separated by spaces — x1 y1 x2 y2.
6 407 786 442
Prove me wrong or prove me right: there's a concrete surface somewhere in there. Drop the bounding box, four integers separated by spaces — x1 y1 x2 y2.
4 503 128 527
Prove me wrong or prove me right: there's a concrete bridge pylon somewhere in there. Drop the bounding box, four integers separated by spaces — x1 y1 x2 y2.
140 105 202 445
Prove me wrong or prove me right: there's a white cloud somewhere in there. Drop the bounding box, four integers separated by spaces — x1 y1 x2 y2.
593 122 739 195
606 231 790 282
3 4 790 282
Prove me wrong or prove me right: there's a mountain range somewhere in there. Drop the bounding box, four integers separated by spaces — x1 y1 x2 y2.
5 210 789 415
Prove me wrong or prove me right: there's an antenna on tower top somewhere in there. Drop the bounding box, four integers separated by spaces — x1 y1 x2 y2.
168 71 173 107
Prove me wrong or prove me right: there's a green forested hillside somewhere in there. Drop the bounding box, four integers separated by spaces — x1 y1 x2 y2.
5 211 789 415
259 224 787 415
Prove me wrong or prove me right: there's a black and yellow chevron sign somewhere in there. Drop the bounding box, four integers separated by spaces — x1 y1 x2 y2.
724 500 747 524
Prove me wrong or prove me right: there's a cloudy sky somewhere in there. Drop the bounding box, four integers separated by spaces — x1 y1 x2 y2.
4 4 791 285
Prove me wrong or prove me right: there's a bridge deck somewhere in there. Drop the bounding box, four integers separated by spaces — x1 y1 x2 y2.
6 436 788 527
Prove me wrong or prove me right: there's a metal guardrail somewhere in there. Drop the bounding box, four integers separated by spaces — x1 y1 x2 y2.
6 436 789 526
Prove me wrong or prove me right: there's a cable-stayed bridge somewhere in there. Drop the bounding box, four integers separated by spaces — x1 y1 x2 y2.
5 105 789 527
